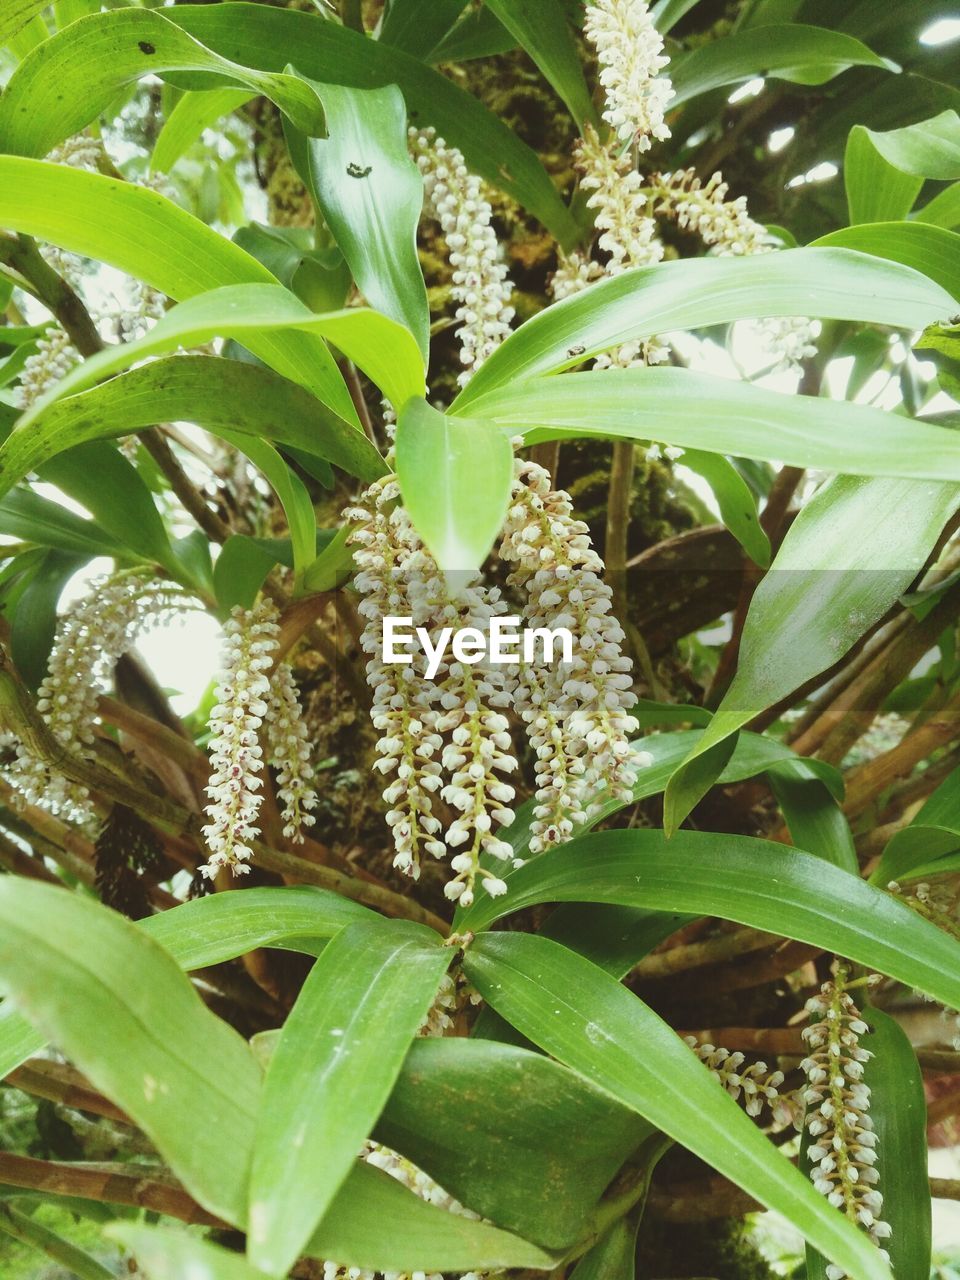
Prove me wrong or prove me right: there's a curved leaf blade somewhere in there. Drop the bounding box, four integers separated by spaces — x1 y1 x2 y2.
813 222 960 300
152 87 254 174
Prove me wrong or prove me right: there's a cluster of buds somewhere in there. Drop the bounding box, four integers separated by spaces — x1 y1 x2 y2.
583 0 674 149
347 478 520 906
500 458 641 852
410 127 515 385
685 1038 790 1125
575 127 664 275
16 325 79 410
11 575 187 819
200 598 318 879
801 969 890 1277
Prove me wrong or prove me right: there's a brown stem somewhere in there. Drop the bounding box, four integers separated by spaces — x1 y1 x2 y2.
0 234 103 357
340 359 376 444
530 441 560 485
6 1061 131 1125
633 926 780 979
843 689 960 818
606 440 635 625
141 430 231 545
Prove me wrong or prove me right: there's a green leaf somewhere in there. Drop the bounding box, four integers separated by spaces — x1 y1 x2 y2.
301 524 355 593
845 126 924 224
664 475 960 832
395 398 514 572
152 87 254 174
0 159 358 425
378 0 469 58
0 8 328 157
569 1212 642 1280
0 0 46 47
376 1038 654 1249
303 81 430 359
0 1205 114 1280
214 535 288 612
0 489 124 559
428 6 516 62
915 182 960 230
804 1008 930 1280
678 449 770 566
458 828 960 1010
669 24 896 107
767 764 858 873
853 110 960 181
0 357 386 501
483 0 597 131
452 248 957 410
17 284 423 427
169 2 579 247
217 430 316 589
0 879 260 1226
651 0 705 34
464 368 960 482
813 222 960 301
10 549 84 690
463 932 892 1280
107 1227 265 1280
871 765 960 885
248 919 450 1276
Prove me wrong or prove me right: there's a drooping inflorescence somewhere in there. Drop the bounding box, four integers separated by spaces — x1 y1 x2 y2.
11 575 189 818
801 968 890 1277
686 1038 790 1124
200 599 319 878
583 0 674 149
410 126 515 386
15 325 79 410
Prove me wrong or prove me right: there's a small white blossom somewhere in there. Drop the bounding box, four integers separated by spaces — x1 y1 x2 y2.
410 127 514 385
584 0 674 149
200 598 280 879
685 1037 789 1123
16 326 79 409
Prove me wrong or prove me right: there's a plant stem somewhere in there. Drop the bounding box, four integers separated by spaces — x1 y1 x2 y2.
605 439 635 624
0 1204 115 1280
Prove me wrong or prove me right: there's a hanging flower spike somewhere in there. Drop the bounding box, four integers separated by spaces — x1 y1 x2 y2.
584 0 674 150
576 127 664 274
200 598 279 879
801 968 890 1278
11 575 188 819
347 477 446 881
406 566 518 908
16 326 79 410
685 1038 788 1123
501 458 641 852
410 127 515 386
264 660 318 843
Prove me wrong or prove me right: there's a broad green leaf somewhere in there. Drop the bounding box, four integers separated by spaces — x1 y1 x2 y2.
814 223 960 300
395 398 513 572
0 357 386 501
428 5 517 61
845 126 924 224
10 549 84 690
483 0 598 131
248 919 450 1276
301 524 355 593
0 879 260 1226
664 475 960 832
768 764 858 873
376 1038 654 1249
17 285 423 428
463 368 960 482
458 828 960 1010
570 1212 642 1280
107 1227 265 1280
0 1205 114 1280
452 248 957 410
218 430 316 589
0 489 124 559
854 110 960 181
169 3 579 247
214 535 289 612
0 0 46 47
152 87 254 174
804 1008 930 1280
304 81 429 359
378 0 469 58
915 182 960 230
669 25 896 107
112 1169 559 1277
0 9 326 157
652 0 705 34
871 765 960 885
0 159 357 425
463 933 892 1280
676 449 770 566
39 442 174 568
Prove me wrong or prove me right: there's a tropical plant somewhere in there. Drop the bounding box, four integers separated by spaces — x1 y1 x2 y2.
0 1 959 1278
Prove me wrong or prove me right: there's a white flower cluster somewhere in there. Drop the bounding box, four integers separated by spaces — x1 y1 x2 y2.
685 1038 789 1123
347 478 518 906
46 132 104 173
321 1142 488 1280
15 325 79 410
500 458 641 852
201 599 319 878
11 575 184 818
410 127 514 386
264 660 318 843
651 168 819 370
801 970 890 1277
652 169 768 256
577 127 664 274
583 0 674 149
